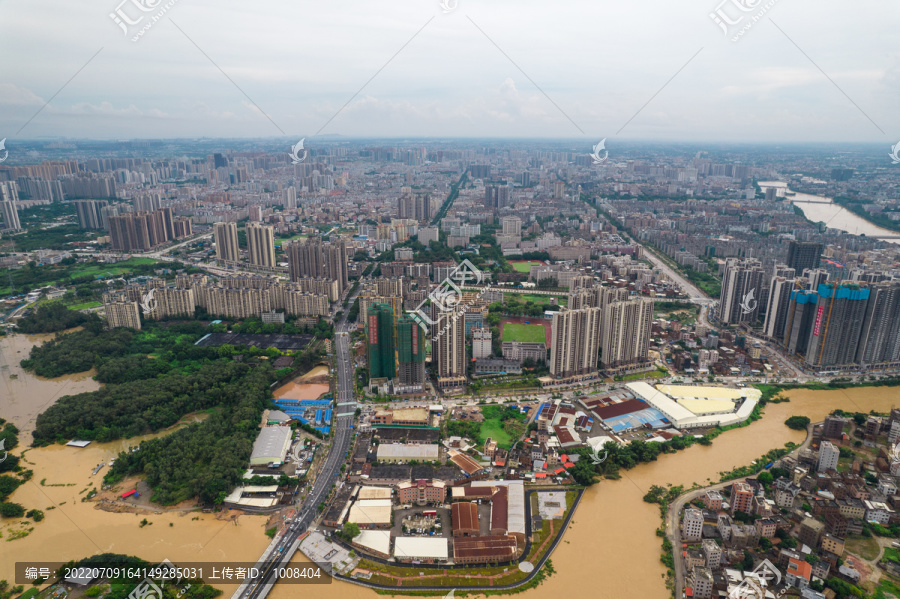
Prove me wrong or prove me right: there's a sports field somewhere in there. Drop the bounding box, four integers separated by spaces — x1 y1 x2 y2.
509 260 545 273
502 323 547 344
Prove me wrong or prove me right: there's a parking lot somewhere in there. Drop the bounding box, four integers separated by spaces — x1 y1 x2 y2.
392 506 451 539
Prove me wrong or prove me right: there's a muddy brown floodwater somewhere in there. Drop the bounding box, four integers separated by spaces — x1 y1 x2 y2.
3 330 898 599
0 332 102 444
270 387 900 599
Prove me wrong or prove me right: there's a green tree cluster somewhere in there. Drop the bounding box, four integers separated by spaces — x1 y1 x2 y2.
784 416 811 430
104 363 274 504
33 360 254 444
15 302 98 334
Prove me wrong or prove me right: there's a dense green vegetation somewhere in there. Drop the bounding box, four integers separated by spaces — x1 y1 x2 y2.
21 318 320 504
680 264 721 297
431 172 467 225
20 320 132 378
0 420 20 474
0 256 184 298
26 321 300 444
15 301 98 334
0 224 98 252
784 415 811 430
33 361 253 443
105 362 273 504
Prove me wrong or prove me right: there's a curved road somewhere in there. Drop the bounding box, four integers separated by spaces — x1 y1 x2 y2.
667 421 817 598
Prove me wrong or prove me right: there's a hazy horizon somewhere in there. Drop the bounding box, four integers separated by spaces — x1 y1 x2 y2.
1 0 898 144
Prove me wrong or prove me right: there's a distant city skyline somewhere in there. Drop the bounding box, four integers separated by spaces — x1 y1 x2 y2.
1 0 897 142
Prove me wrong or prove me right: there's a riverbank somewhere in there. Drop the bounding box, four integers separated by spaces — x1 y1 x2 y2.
664 420 817 597
758 181 899 244
0 437 272 596
0 331 101 444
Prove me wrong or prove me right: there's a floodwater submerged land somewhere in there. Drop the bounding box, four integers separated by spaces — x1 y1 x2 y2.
3 330 899 598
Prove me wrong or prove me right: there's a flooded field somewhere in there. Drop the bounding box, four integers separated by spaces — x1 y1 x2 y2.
0 439 271 596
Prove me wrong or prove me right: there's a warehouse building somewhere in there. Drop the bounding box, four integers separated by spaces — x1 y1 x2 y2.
351 530 391 559
249 426 292 466
376 443 440 463
453 535 518 565
347 499 393 529
393 537 449 563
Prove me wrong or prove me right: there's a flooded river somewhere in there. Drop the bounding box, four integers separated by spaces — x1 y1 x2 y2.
3 327 899 598
759 181 899 245
0 331 102 445
271 386 900 599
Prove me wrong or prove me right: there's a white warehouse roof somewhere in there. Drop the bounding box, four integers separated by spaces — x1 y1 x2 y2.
354 530 391 556
249 426 292 465
348 499 392 526
393 536 449 560
376 443 440 461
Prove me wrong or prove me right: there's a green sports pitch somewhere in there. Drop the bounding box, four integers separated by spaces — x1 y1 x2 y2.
501 323 547 344
510 260 544 273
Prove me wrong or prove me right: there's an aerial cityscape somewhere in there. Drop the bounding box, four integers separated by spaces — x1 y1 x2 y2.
2 2 900 599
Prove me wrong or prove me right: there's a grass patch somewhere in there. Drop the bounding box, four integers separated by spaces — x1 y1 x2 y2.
845 535 881 561
510 261 542 273
502 323 546 344
615 367 668 382
883 547 900 564
479 418 511 448
874 577 900 599
68 301 102 310
516 294 567 306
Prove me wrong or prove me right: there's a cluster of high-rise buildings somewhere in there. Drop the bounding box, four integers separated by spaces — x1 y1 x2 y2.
102 273 333 329
0 182 22 232
550 285 654 382
108 207 193 251
284 236 349 294
397 192 438 222
365 301 427 394
213 221 277 268
715 241 900 370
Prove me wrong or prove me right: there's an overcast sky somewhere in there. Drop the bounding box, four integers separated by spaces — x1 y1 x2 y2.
0 0 898 143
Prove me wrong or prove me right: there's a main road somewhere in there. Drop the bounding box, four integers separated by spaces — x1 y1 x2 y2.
234 286 362 599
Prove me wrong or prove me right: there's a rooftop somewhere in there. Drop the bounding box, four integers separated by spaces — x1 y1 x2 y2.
249 426 292 462
393 536 449 560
